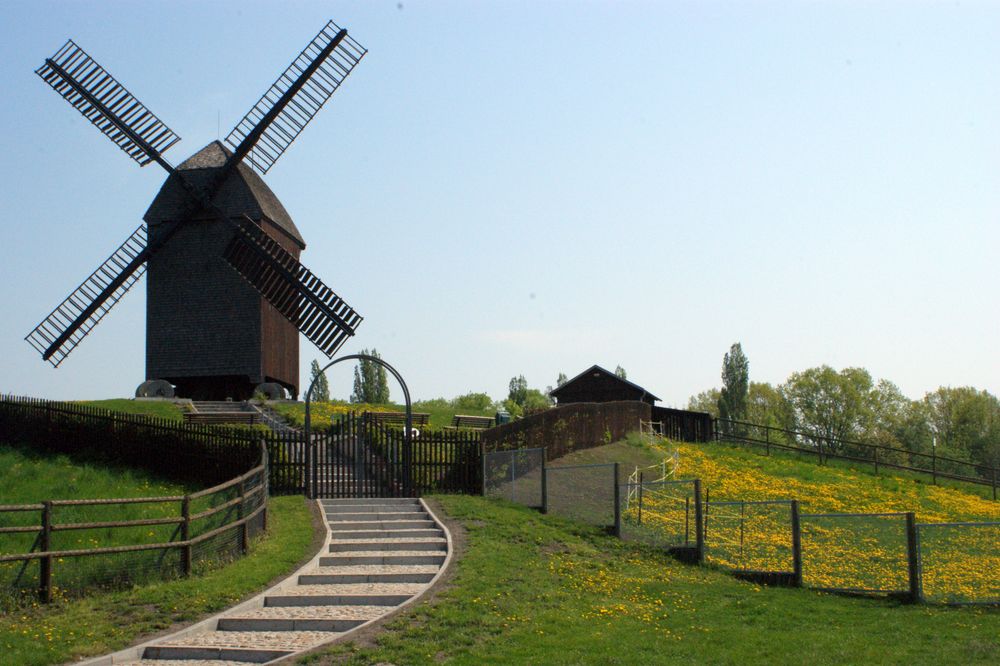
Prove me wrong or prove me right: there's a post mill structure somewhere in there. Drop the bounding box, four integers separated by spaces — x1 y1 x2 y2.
25 20 366 399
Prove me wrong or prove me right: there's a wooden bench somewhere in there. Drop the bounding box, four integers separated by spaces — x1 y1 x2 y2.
364 411 430 427
183 412 259 426
450 414 495 430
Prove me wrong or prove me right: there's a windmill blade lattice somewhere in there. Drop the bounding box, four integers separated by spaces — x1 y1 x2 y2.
36 41 181 166
224 21 366 174
223 220 362 357
25 224 148 367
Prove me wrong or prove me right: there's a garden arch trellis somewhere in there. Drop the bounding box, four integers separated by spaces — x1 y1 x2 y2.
304 354 413 498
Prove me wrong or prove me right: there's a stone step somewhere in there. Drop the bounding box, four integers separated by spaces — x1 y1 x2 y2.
319 553 445 566
217 617 366 632
265 593 411 607
329 540 446 552
326 511 427 520
328 520 435 530
299 571 435 585
330 529 442 539
321 498 420 507
142 644 292 663
146 630 335 661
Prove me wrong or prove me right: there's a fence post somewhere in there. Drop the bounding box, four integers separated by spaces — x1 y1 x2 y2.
873 446 879 475
39 501 52 603
638 472 644 526
765 427 770 456
510 451 517 505
818 437 825 465
238 477 249 555
541 465 548 514
790 500 803 587
181 496 192 576
613 462 622 538
905 512 922 603
932 450 937 485
993 466 997 502
693 479 704 564
480 442 486 497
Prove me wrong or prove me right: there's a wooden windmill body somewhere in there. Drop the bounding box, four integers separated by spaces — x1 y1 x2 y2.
144 142 305 399
26 22 366 400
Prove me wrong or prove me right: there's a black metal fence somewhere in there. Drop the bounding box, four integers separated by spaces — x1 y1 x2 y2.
0 396 482 498
715 418 1000 499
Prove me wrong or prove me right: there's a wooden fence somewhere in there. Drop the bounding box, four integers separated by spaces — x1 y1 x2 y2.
716 418 1000 499
0 445 268 603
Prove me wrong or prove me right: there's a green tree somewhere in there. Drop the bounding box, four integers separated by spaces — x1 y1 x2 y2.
780 366 874 446
718 343 750 431
309 359 330 402
453 392 494 411
687 388 721 417
351 349 390 404
923 387 1000 470
556 372 568 387
614 365 627 380
508 375 528 406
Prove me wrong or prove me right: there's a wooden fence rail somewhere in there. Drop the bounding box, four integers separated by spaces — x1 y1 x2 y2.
0 446 268 603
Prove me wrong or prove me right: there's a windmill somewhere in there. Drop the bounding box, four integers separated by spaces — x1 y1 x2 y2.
25 20 366 400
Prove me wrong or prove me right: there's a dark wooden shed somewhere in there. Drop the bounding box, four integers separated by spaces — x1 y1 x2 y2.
549 365 660 407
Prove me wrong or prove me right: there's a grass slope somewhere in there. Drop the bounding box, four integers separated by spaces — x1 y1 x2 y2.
0 495 313 666
77 398 186 421
303 495 999 665
556 437 1000 522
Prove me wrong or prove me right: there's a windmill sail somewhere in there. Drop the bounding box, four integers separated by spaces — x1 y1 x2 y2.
224 20 366 174
25 224 149 367
223 221 362 357
36 40 180 166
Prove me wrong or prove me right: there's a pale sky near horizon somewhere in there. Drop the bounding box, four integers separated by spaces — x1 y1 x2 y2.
1 1 997 407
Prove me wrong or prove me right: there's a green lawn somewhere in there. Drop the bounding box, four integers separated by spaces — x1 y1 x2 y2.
301 495 999 666
77 398 186 421
271 400 495 431
0 495 313 666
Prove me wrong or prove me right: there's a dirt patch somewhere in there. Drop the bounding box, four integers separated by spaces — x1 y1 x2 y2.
283 497 468 665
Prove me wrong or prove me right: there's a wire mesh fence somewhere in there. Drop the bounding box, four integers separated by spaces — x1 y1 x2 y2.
917 522 1000 605
620 479 699 551
799 512 913 596
544 464 618 530
704 500 796 575
483 448 546 508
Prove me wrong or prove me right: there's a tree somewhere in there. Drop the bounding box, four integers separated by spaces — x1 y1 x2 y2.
923 387 1000 470
351 349 390 404
453 392 494 411
780 365 874 446
508 375 528 406
309 359 330 402
717 343 749 429
688 388 721 417
614 365 627 380
556 372 568 387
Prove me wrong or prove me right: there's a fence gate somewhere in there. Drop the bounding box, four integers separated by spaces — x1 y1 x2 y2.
309 414 482 498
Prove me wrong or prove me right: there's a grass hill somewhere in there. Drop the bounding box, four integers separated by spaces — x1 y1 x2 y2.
304 494 1000 665
78 399 185 421
271 400 495 431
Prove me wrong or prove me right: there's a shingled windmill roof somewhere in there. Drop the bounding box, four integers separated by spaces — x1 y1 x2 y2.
143 141 305 248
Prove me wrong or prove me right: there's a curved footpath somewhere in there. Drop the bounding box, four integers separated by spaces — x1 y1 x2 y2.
81 497 453 665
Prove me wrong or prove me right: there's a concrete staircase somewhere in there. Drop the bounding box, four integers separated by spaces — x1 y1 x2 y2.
87 498 449 665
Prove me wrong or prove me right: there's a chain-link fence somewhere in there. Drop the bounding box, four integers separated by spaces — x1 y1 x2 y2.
799 512 915 596
483 448 545 508
704 500 796 576
621 479 700 553
917 521 1000 605
544 464 618 530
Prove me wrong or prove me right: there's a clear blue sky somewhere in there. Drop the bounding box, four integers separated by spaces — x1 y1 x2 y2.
1 1 998 407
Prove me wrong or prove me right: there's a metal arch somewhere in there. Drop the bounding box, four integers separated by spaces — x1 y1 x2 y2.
303 354 412 498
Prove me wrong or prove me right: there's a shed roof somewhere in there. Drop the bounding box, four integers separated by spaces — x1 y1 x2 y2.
548 364 661 402
143 141 305 249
